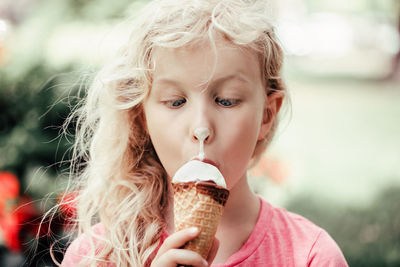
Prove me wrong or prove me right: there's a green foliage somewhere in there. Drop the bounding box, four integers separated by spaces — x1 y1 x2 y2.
286 185 400 266
0 0 147 198
0 63 80 192
0 0 148 263
56 0 149 21
304 0 395 16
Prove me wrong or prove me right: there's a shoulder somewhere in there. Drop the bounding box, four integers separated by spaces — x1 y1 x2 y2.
307 230 349 267
264 199 323 240
259 198 348 266
62 223 106 267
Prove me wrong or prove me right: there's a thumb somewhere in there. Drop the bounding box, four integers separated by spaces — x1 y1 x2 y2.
206 237 220 264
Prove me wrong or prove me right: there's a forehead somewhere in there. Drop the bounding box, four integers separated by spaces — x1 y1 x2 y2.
151 40 263 88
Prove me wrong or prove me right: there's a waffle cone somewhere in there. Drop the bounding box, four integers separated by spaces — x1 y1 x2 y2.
173 182 229 259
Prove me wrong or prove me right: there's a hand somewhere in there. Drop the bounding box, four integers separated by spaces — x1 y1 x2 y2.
151 227 219 267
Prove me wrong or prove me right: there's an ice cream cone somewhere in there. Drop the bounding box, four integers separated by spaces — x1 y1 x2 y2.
173 181 229 259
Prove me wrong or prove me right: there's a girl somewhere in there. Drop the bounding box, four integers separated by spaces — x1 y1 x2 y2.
60 0 348 266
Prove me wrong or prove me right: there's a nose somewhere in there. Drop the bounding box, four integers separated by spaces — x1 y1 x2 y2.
192 126 213 143
194 127 210 142
190 98 214 143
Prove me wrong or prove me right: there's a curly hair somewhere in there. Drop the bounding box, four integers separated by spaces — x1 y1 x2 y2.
58 0 286 265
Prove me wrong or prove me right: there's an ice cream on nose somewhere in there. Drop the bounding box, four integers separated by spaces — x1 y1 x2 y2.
194 127 209 161
172 127 229 259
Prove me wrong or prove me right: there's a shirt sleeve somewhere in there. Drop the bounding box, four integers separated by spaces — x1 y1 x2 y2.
307 230 349 267
62 236 85 267
62 224 106 267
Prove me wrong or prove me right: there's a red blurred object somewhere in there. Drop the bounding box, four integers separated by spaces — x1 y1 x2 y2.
0 172 42 252
1 213 20 251
250 155 290 185
58 191 78 220
0 171 20 200
0 195 39 252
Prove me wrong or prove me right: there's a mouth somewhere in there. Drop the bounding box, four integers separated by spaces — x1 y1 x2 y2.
193 157 218 168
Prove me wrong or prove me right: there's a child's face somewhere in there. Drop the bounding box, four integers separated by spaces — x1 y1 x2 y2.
143 40 277 190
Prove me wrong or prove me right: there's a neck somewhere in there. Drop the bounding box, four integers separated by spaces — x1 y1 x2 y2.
212 173 260 264
219 173 260 229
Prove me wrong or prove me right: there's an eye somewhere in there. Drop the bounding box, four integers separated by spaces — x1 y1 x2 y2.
166 98 186 108
215 97 240 107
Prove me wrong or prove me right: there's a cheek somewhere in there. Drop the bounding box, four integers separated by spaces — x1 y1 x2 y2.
145 105 201 180
220 112 262 187
230 121 259 161
230 110 261 151
144 107 181 177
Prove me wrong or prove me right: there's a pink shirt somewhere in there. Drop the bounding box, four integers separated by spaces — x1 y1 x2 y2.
62 197 348 266
211 198 348 266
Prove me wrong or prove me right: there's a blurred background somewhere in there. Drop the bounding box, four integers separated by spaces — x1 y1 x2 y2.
0 0 399 266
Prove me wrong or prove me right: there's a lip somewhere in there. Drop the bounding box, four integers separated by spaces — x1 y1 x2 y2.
193 157 219 168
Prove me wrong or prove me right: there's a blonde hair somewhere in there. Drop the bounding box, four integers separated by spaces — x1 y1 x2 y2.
60 0 286 265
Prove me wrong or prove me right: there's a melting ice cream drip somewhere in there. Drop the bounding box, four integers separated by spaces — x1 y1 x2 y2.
194 127 210 161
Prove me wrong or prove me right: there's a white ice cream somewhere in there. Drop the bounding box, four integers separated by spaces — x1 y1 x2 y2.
172 160 226 188
194 127 210 161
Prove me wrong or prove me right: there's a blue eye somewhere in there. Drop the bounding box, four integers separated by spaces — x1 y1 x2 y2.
215 97 239 107
170 98 186 107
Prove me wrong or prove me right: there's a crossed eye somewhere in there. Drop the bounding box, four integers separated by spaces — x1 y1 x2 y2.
167 97 240 108
215 97 237 107
171 99 187 107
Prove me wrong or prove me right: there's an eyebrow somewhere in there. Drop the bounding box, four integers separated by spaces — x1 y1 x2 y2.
152 72 252 90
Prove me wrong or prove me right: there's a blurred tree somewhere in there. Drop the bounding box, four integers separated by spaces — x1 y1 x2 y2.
304 0 394 16
0 0 147 200
287 185 400 266
0 64 78 185
388 0 400 79
0 0 147 264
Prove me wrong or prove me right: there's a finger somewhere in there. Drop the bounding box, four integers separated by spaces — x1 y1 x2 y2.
156 249 208 267
206 237 220 264
157 227 199 256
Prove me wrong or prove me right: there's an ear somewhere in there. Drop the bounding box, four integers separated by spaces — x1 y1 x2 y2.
258 91 283 141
